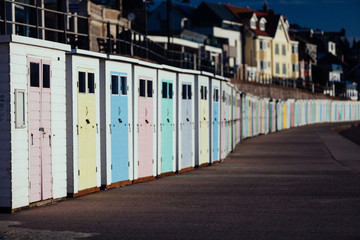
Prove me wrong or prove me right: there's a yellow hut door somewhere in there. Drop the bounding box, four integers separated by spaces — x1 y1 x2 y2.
77 70 97 191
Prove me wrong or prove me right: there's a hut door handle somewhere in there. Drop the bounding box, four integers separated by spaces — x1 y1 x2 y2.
31 133 33 145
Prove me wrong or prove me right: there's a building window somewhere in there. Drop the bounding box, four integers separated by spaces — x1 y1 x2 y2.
275 44 279 55
259 40 267 50
250 18 256 29
283 63 287 74
276 63 280 74
291 45 298 54
260 21 265 31
278 24 282 31
282 44 286 56
292 64 299 72
260 61 267 70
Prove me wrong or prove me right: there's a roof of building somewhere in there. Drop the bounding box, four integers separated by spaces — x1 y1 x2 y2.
224 4 270 37
200 2 239 22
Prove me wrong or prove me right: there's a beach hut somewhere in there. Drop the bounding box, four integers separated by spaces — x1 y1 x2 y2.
0 35 69 211
66 49 103 197
133 64 158 182
101 56 134 189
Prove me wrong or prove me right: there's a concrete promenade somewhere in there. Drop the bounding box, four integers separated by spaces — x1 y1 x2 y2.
1 122 360 240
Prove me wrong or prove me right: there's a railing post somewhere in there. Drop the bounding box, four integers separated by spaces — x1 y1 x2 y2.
2 0 7 35
116 24 120 54
36 5 40 39
63 13 67 44
107 21 112 53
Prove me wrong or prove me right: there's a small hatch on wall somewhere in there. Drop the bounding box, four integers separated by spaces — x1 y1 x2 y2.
15 89 26 128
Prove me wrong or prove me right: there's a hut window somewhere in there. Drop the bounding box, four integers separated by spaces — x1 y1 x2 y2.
187 85 191 99
169 83 173 99
111 75 119 95
121 76 127 95
204 87 207 100
30 62 40 87
200 86 204 100
79 72 86 93
139 79 146 97
15 89 26 128
162 82 168 99
43 64 50 88
147 80 153 98
222 90 226 102
182 84 187 99
88 73 95 93
214 89 219 102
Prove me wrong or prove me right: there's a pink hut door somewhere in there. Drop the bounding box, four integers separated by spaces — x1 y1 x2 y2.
138 78 154 178
28 59 52 203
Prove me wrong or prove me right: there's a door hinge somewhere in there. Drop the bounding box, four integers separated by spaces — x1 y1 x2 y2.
77 82 79 88
96 167 98 172
111 164 113 170
138 161 139 166
161 157 162 162
110 84 112 90
152 159 154 164
128 162 130 167
78 170 80 176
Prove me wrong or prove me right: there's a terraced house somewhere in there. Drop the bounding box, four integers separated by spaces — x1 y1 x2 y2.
226 3 299 84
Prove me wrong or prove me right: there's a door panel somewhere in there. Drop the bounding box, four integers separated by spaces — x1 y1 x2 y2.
138 79 153 178
28 59 52 203
213 88 219 162
78 70 97 191
111 74 129 183
200 85 208 165
161 80 173 173
181 83 192 168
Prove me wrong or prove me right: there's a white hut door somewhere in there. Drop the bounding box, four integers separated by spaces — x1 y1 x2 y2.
28 59 52 203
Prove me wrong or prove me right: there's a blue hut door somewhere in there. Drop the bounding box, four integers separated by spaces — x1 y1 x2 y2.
212 88 219 162
181 83 192 168
161 80 173 173
111 73 129 183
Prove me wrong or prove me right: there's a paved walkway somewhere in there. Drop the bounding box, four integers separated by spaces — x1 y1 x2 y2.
1 122 360 240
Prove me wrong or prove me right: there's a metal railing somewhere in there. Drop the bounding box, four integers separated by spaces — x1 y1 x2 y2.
0 0 233 77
